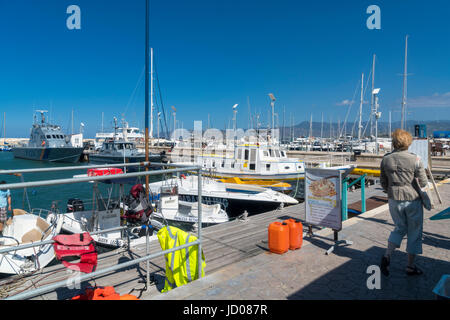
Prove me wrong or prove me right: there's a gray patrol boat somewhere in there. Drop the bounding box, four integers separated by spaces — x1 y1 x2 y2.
89 117 164 166
12 110 84 163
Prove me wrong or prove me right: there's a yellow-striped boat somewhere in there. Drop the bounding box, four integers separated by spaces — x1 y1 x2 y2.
217 177 293 194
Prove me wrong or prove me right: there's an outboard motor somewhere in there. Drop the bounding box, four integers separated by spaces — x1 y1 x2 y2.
123 184 153 224
67 198 85 212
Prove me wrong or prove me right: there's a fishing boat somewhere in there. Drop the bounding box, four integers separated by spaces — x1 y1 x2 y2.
146 175 298 217
150 185 230 226
174 143 305 198
56 200 133 248
53 177 155 248
89 117 164 166
217 177 292 193
94 119 144 150
0 209 62 275
12 110 84 163
0 144 12 152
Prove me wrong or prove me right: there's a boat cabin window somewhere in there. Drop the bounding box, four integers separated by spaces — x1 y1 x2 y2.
280 151 286 157
275 150 280 157
249 149 256 170
237 149 242 160
263 151 269 157
231 162 235 168
266 164 271 171
46 135 51 139
268 149 273 157
221 161 225 168
244 149 249 160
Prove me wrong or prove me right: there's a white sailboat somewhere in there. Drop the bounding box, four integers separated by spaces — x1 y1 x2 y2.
0 209 63 275
151 185 230 225
145 175 298 217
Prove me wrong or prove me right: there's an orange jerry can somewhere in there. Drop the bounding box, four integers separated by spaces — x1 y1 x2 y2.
283 219 303 250
268 222 290 254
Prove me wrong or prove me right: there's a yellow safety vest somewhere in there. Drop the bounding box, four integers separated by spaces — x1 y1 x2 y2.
157 226 206 293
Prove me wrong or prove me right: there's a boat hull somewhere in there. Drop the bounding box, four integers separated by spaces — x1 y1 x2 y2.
0 213 62 275
178 194 282 217
12 147 83 163
202 171 305 198
89 154 163 165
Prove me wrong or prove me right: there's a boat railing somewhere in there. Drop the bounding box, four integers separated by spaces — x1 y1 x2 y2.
30 208 56 220
302 153 352 168
0 226 128 254
0 162 204 301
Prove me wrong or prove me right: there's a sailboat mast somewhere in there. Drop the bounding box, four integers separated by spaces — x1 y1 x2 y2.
370 54 375 136
321 113 323 139
144 0 150 195
283 105 285 143
309 114 313 140
358 73 364 140
389 110 392 138
150 47 154 138
401 35 409 130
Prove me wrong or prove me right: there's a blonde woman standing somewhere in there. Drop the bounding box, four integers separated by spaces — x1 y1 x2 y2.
379 129 428 276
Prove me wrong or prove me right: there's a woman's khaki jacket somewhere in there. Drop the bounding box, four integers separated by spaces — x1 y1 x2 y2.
380 149 428 201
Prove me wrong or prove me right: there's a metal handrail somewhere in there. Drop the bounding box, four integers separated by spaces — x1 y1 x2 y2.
341 173 367 221
0 226 128 254
1 164 204 300
5 239 201 300
0 166 201 191
0 161 190 175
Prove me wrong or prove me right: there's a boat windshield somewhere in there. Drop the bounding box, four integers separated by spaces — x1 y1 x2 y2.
117 143 133 150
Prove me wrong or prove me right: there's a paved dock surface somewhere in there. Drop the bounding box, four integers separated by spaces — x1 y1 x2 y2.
2 182 448 300
151 182 450 300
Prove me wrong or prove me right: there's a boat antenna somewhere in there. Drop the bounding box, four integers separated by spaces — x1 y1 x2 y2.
36 110 48 124
113 117 118 141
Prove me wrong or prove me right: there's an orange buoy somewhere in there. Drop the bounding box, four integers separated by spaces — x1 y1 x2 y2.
268 222 289 254
119 294 139 300
283 219 303 250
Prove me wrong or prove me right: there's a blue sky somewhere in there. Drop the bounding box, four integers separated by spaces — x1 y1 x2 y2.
0 0 449 137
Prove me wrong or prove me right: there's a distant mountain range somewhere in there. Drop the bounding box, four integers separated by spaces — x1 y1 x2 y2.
278 120 450 139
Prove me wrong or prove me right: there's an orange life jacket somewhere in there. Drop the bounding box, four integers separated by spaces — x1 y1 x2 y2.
71 286 139 300
53 232 97 273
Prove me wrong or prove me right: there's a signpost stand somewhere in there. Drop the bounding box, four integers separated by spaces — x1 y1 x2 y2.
325 230 353 255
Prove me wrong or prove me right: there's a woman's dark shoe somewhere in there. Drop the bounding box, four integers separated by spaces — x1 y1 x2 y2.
406 265 423 276
380 256 390 276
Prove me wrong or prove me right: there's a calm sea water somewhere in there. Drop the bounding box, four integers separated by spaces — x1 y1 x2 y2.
0 152 163 214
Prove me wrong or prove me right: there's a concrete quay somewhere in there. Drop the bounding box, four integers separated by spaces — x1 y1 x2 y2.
150 182 450 300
